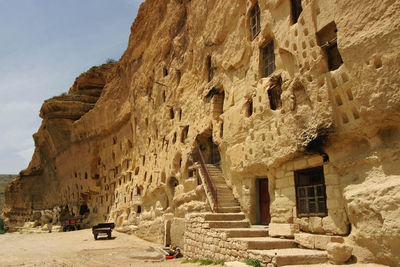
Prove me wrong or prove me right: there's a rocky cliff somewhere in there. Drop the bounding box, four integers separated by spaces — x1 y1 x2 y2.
3 0 400 266
0 175 14 218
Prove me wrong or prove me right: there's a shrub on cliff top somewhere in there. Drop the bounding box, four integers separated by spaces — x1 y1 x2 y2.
105 58 116 64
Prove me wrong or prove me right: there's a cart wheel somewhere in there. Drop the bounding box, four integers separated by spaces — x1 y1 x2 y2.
107 232 111 239
94 234 98 240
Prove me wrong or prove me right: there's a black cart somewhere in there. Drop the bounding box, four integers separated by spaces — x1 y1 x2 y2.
92 223 115 240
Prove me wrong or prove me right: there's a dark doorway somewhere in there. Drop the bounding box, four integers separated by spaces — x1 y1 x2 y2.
258 178 271 225
196 129 221 166
79 204 90 216
208 136 221 165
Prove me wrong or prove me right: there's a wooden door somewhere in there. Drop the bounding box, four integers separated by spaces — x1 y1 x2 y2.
259 178 271 225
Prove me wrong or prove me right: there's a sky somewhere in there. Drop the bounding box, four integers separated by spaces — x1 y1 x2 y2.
0 0 144 174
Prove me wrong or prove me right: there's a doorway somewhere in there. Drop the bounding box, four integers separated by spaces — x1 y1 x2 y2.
208 136 221 165
258 178 271 225
196 130 221 166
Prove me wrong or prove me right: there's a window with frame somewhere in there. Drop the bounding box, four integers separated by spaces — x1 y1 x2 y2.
291 0 302 24
261 41 275 77
250 3 261 39
294 166 327 217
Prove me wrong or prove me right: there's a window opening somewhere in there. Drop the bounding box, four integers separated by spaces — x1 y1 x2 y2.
291 0 302 24
268 75 282 110
261 41 275 77
169 108 175 119
317 22 343 71
163 68 168 76
207 56 214 82
294 166 327 217
173 132 177 144
181 126 189 143
246 99 253 117
250 3 261 39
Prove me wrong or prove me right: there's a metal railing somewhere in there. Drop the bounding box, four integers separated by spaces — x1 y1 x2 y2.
192 147 218 212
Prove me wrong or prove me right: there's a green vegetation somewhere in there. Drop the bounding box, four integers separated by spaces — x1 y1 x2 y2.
245 259 262 267
57 92 81 97
0 218 6 234
182 258 224 265
105 58 116 64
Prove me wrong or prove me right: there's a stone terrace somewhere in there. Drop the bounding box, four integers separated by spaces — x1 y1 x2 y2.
184 213 329 266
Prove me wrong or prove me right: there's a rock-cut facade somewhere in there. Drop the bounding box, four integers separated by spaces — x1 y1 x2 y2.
3 0 400 266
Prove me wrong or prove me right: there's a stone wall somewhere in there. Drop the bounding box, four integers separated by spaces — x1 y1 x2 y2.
184 213 250 262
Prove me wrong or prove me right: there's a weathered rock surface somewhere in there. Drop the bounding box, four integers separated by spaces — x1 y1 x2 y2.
0 175 14 217
327 242 353 265
3 0 400 266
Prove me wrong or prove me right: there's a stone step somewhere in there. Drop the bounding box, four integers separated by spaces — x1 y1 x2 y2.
248 248 328 266
203 213 246 221
231 237 294 250
218 201 239 206
217 198 237 203
216 186 232 191
207 220 249 228
218 198 237 202
217 228 268 238
219 202 239 207
217 206 242 213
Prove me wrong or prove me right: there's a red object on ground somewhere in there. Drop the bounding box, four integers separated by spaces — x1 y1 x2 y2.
165 255 176 260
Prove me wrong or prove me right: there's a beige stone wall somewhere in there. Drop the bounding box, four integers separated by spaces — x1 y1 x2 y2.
4 0 400 265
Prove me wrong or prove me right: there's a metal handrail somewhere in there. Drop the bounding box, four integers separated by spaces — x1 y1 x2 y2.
193 147 218 212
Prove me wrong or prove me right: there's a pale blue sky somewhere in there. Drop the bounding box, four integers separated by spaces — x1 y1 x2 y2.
0 0 144 174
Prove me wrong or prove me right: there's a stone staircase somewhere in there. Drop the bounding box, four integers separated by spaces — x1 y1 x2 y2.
185 212 328 266
204 164 241 213
185 164 328 266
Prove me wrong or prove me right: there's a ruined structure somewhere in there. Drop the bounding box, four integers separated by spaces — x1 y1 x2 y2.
3 0 400 266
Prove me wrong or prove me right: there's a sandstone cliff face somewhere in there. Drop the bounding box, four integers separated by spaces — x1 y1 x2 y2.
3 0 400 266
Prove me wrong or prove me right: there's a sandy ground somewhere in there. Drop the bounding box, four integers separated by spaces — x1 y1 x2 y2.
0 229 201 267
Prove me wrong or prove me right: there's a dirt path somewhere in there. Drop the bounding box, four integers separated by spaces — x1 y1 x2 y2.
0 229 200 267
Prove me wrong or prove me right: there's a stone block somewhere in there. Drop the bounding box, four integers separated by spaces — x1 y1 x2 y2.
309 217 324 233
280 187 295 197
276 177 290 188
324 174 339 186
327 242 353 264
314 235 344 250
294 233 314 248
269 223 299 237
307 156 323 166
293 158 308 170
